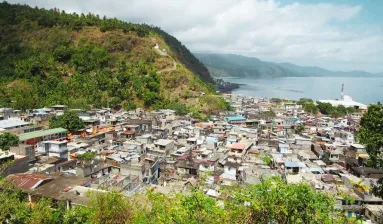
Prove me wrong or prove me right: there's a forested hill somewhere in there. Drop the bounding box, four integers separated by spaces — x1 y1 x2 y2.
0 2 225 114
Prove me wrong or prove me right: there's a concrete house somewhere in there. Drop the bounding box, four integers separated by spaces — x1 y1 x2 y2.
278 143 291 154
228 143 246 162
221 161 240 181
149 139 175 156
136 134 153 144
40 140 69 160
50 105 68 113
349 144 367 159
143 155 160 184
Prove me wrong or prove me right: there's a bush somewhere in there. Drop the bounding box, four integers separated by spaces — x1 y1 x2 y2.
53 45 72 62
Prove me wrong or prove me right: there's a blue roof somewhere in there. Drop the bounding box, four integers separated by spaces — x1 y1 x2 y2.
225 116 246 121
288 118 300 121
284 161 306 168
206 137 218 143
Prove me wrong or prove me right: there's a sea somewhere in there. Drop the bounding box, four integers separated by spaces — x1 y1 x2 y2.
221 76 383 104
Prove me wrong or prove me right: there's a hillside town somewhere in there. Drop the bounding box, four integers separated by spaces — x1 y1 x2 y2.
0 94 382 223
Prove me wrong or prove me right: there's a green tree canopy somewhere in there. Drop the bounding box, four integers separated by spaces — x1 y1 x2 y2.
224 177 334 223
77 151 97 163
358 103 383 198
0 2 216 114
298 98 314 104
295 124 306 134
49 110 85 132
0 176 355 223
271 98 282 104
297 98 318 115
316 102 355 117
0 132 19 150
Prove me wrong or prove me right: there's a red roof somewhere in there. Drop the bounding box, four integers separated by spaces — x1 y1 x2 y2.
6 173 54 190
193 159 213 165
231 143 245 150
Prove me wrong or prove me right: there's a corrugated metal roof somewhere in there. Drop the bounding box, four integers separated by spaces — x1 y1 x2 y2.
285 161 306 168
19 128 67 141
7 173 54 190
0 119 29 129
225 116 246 121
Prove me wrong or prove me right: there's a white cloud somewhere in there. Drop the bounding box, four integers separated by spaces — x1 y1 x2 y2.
8 0 383 72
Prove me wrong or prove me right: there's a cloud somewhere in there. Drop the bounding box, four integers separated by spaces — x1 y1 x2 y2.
8 0 383 72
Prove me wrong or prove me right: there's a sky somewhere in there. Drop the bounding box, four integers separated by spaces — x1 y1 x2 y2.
8 0 383 73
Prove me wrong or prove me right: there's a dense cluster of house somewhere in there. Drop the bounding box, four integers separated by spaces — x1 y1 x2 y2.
0 95 382 223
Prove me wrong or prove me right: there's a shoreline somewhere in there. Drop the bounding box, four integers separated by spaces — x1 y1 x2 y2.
215 78 243 93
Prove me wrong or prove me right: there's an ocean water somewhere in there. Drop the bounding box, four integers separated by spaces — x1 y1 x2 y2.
222 77 383 104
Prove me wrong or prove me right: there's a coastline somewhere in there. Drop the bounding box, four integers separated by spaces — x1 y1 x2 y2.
216 76 382 104
215 78 243 93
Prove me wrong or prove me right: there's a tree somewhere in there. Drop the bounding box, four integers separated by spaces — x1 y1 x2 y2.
0 132 19 150
49 110 85 132
77 151 97 164
0 184 31 223
316 102 334 115
261 154 272 166
89 191 132 224
302 103 318 115
63 205 93 224
223 177 334 223
295 124 306 134
271 98 282 104
53 45 72 62
0 175 354 223
298 98 314 105
357 103 383 198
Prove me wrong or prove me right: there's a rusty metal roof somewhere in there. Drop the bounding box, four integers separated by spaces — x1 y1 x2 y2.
7 173 54 190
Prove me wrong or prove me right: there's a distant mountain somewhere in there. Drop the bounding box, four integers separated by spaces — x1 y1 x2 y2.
278 62 376 77
195 53 382 78
195 53 299 78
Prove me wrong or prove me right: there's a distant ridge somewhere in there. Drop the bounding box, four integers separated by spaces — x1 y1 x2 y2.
196 53 382 78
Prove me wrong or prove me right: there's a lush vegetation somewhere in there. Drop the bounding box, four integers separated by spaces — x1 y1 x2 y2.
358 103 383 198
295 124 306 134
77 151 97 163
0 132 19 150
297 98 319 115
0 2 223 114
49 110 85 132
270 98 282 104
0 177 357 224
316 102 356 117
297 98 356 117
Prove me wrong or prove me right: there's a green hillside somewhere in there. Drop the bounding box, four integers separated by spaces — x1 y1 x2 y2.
0 2 226 114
